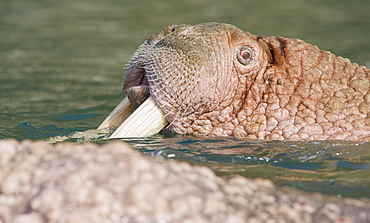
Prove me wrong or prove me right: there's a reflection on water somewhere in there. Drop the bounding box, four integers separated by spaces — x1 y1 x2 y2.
1 0 370 198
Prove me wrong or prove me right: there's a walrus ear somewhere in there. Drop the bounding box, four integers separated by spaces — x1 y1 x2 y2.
256 36 273 65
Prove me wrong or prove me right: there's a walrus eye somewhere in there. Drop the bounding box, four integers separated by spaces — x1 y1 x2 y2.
237 46 253 65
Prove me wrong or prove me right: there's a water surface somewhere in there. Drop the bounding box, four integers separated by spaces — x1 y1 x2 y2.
1 0 370 198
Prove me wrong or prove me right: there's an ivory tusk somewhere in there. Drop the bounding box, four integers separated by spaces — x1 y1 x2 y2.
109 96 168 138
98 97 133 130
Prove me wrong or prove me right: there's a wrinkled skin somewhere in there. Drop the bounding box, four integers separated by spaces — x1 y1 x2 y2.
123 22 370 141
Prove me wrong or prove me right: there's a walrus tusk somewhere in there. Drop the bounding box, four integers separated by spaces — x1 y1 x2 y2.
109 96 168 138
99 96 168 138
98 97 133 130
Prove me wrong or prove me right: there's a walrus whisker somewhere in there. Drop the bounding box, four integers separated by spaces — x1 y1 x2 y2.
146 79 180 129
153 79 191 123
165 73 202 129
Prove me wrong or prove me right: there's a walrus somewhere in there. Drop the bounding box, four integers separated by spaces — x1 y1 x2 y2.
99 22 370 141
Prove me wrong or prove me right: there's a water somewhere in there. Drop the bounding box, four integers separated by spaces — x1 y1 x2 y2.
1 0 370 198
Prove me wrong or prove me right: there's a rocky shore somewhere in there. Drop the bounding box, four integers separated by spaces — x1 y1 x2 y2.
0 139 369 222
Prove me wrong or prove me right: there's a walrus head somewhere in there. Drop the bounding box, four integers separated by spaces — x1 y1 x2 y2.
123 22 270 136
100 22 370 141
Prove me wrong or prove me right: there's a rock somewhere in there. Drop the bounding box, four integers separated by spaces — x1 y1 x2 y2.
0 139 369 222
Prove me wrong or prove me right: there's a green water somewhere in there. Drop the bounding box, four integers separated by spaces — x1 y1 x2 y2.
1 0 370 198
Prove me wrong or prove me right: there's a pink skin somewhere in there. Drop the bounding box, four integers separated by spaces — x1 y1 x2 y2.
123 22 370 141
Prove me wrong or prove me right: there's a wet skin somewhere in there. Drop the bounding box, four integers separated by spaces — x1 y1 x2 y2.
123 22 370 141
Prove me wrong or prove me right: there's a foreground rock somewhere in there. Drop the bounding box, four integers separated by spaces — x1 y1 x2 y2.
0 139 369 222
